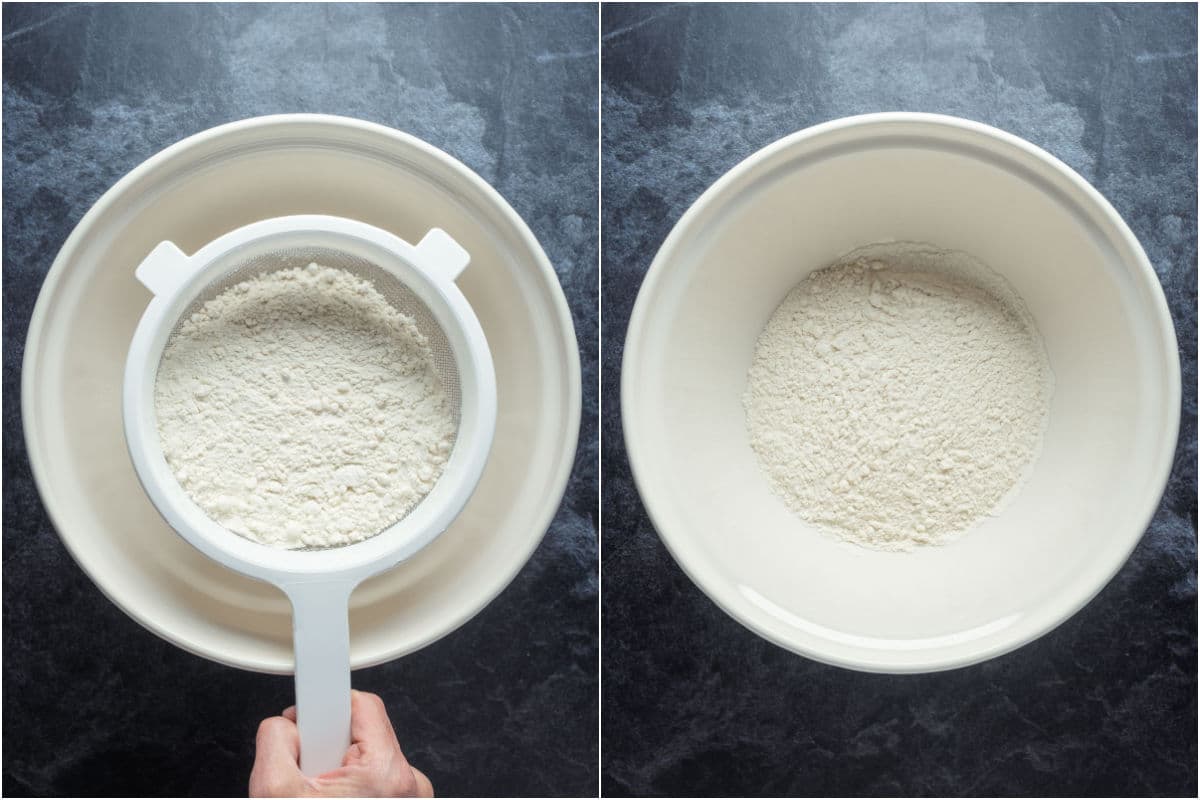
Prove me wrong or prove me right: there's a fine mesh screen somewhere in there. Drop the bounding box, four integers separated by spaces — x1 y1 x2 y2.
157 245 463 549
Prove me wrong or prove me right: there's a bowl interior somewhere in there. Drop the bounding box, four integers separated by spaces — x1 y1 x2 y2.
625 118 1178 671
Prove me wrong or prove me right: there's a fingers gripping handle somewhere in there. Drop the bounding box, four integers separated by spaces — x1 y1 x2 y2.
287 582 355 777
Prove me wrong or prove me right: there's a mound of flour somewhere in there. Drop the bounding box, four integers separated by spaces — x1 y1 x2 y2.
744 242 1052 550
155 263 455 549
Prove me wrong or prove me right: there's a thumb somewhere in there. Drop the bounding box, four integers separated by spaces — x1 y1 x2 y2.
411 766 435 797
250 717 304 797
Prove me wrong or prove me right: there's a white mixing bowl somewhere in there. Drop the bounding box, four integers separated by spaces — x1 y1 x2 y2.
622 113 1180 673
24 115 580 673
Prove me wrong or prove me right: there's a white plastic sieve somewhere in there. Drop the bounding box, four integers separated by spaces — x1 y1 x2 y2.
123 215 496 774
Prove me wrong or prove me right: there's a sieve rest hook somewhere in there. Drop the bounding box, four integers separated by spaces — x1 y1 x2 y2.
135 241 193 297
414 228 470 282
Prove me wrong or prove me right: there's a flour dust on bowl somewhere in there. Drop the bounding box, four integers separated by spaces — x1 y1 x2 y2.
623 113 1180 673
124 215 496 774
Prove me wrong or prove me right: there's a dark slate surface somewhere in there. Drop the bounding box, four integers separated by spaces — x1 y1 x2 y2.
601 4 1196 797
2 4 597 797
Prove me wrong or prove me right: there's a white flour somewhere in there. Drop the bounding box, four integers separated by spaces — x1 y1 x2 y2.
155 263 455 549
744 242 1052 551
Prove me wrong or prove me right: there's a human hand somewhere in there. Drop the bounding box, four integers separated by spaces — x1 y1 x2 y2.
249 690 434 797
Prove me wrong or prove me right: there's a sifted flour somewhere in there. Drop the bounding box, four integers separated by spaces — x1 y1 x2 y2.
744 242 1052 551
155 263 455 550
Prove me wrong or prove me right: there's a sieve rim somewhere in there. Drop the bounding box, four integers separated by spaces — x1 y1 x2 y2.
123 216 497 582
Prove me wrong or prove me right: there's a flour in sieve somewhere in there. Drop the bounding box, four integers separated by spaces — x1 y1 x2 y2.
155 263 455 549
744 242 1052 551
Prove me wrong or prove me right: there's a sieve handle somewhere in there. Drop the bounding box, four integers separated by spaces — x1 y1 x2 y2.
286 580 356 777
415 228 470 281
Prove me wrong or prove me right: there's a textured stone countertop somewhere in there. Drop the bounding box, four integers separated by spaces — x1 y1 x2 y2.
601 3 1196 796
2 4 597 796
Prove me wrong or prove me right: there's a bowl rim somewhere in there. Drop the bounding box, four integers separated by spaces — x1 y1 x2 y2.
621 111 1182 673
22 113 582 673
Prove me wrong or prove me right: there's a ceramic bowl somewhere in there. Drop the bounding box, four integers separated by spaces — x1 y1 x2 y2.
622 112 1179 673
23 115 580 673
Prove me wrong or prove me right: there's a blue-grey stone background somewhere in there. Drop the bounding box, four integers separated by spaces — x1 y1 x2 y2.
601 3 1196 797
2 4 597 796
